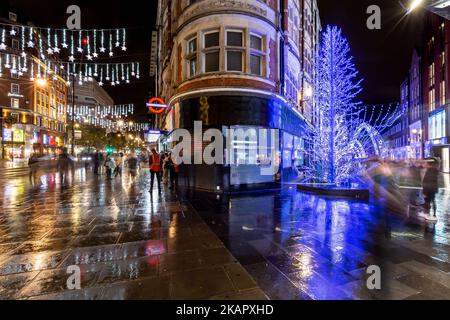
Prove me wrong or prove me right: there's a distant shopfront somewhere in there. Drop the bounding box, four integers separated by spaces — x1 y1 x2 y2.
2 127 26 159
34 132 64 156
426 109 449 173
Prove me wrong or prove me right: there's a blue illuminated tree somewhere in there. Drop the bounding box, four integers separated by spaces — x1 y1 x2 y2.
304 25 399 185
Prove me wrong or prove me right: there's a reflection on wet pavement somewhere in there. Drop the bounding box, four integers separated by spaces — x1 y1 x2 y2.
187 185 450 300
1 167 450 300
0 168 264 300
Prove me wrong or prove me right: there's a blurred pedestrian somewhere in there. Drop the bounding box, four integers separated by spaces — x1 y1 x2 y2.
94 149 103 175
168 154 180 191
162 153 170 185
422 160 440 221
128 152 139 177
57 148 74 185
149 148 161 191
28 153 40 182
115 152 124 177
105 152 116 179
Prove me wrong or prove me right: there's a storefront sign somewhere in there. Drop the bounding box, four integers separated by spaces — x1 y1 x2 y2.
7 92 24 98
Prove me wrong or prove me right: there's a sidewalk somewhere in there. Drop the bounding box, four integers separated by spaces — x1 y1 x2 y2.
0 159 29 169
0 169 267 300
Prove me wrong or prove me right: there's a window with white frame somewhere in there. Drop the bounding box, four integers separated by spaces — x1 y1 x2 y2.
203 31 220 73
11 98 19 109
226 31 244 72
429 88 436 112
11 83 20 94
185 28 267 79
186 37 197 78
250 34 264 76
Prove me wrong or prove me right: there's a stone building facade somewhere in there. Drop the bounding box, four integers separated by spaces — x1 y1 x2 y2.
155 0 321 191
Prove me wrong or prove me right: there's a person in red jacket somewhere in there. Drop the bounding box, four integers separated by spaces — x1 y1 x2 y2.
149 148 162 191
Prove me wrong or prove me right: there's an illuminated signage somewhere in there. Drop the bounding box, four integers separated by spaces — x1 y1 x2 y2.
7 92 24 98
147 97 168 114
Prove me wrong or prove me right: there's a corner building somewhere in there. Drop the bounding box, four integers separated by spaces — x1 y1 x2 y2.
156 0 321 191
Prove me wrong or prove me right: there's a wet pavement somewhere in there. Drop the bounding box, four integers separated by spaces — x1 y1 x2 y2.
1 167 450 300
187 184 450 300
0 168 265 300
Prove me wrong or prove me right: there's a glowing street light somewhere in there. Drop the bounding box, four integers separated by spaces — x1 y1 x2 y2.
35 78 47 87
407 0 424 14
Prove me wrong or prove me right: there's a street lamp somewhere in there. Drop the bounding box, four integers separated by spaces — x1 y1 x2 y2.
36 78 47 87
405 0 424 14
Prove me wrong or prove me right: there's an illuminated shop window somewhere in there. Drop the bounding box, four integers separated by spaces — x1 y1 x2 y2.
428 111 446 140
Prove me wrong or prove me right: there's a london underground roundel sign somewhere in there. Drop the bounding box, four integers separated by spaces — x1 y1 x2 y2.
147 97 167 114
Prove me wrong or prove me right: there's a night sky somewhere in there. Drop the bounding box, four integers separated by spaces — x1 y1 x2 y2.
2 0 426 118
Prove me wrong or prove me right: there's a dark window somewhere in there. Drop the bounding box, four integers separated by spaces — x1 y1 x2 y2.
204 32 219 48
227 51 242 71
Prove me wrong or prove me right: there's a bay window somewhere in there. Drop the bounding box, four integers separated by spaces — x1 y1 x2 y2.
184 28 267 79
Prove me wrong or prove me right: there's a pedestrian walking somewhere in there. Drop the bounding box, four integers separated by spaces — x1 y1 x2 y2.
105 153 116 179
127 152 139 177
28 153 40 181
168 154 180 191
162 153 170 185
57 148 74 186
94 149 103 175
115 153 124 177
422 159 440 221
149 148 161 191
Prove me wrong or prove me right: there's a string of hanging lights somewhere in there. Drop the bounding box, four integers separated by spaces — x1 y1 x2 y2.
0 24 127 61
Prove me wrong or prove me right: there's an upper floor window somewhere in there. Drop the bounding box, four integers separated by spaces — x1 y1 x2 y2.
440 81 446 107
11 98 19 109
429 63 435 88
250 34 264 76
11 83 20 94
429 88 436 112
204 31 220 73
184 28 267 79
226 31 244 72
12 39 19 50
